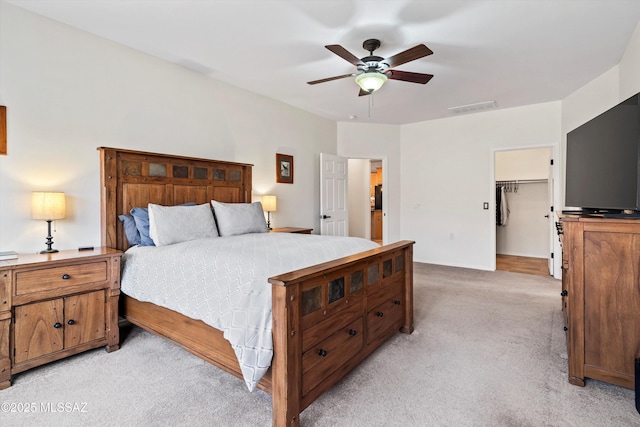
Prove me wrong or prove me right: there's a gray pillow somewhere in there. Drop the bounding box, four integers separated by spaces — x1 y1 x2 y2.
148 203 219 246
130 202 197 246
211 200 268 237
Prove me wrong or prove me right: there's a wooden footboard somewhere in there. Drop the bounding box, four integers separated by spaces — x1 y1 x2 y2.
269 240 414 426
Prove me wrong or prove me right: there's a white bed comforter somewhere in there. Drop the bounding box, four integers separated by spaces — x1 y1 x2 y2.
120 232 379 391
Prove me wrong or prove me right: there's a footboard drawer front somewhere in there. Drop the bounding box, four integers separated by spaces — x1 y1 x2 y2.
367 278 403 310
301 317 364 395
301 300 363 353
367 292 404 345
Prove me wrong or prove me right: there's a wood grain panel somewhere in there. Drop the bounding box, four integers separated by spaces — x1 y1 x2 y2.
14 299 64 363
584 230 640 377
64 290 105 348
211 187 241 203
173 185 208 205
0 313 10 389
122 183 167 211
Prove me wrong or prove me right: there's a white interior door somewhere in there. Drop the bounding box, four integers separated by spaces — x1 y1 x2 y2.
548 160 555 276
320 153 348 236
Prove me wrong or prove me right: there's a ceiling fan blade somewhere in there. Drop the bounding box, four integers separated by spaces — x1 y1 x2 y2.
307 73 354 85
382 44 433 68
388 70 434 84
325 45 365 66
358 88 372 97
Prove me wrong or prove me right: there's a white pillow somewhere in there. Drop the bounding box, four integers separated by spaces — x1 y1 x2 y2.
148 203 218 246
211 200 268 237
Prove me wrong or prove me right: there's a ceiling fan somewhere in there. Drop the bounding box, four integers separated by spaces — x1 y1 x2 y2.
307 38 434 96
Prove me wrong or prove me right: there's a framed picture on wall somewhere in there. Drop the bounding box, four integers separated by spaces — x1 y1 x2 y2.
276 153 294 184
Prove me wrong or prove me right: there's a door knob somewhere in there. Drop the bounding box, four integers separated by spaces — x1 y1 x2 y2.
321 215 332 219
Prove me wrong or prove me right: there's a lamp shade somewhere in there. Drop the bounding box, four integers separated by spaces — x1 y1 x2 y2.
31 192 66 220
355 72 388 93
261 195 277 212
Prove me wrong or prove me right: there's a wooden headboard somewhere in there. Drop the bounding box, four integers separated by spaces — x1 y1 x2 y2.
98 147 253 251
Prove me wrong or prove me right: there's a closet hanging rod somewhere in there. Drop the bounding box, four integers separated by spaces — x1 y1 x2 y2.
496 179 548 185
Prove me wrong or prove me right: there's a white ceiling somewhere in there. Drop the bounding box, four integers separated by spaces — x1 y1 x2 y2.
6 0 640 125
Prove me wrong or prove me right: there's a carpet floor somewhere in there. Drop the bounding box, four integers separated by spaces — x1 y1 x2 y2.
2 263 638 426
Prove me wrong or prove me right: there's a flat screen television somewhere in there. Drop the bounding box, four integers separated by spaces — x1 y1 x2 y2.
565 93 640 214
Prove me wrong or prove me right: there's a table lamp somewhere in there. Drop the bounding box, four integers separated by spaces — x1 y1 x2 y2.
31 191 66 254
261 195 277 230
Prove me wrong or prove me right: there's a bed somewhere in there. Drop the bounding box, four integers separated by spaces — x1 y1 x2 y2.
98 147 415 426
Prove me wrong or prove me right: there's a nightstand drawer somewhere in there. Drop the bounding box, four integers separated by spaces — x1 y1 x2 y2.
15 261 108 296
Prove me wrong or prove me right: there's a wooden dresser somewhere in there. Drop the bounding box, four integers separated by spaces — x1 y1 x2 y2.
559 215 640 389
0 248 121 389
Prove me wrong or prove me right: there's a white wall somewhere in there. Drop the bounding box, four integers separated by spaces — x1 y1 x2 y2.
561 20 640 212
347 159 370 239
337 123 401 243
0 2 336 252
400 102 561 270
495 147 550 181
496 183 549 257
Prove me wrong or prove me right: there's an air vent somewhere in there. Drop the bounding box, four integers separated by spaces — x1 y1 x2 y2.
448 100 497 114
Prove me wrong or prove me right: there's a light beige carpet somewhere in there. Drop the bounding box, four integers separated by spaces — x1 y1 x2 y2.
2 263 638 426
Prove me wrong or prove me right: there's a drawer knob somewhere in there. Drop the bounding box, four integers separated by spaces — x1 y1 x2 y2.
62 274 71 280
349 329 357 336
67 319 75 325
394 300 401 305
53 322 62 329
560 290 568 297
376 311 384 317
318 349 327 357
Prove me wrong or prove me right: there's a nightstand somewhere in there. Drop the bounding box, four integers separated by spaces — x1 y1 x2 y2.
269 227 313 234
0 248 121 389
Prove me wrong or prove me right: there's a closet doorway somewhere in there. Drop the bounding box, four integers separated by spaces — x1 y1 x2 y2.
494 147 553 276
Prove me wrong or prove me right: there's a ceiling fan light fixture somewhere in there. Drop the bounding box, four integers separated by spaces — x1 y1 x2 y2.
355 72 387 93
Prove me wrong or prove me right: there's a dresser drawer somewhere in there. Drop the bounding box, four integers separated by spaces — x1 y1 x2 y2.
302 317 363 396
367 293 404 345
15 261 108 296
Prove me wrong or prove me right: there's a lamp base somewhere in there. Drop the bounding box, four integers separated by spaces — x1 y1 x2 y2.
40 220 59 254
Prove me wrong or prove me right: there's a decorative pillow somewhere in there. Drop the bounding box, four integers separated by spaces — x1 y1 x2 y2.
130 207 155 246
148 203 218 246
130 202 196 246
118 214 141 246
211 200 268 237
